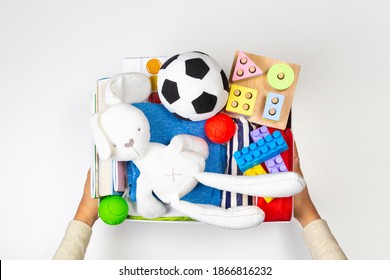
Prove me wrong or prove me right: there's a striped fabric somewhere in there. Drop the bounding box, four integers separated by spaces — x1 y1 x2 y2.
221 117 257 208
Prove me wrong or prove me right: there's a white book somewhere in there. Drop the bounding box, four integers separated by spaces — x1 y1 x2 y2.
91 78 114 197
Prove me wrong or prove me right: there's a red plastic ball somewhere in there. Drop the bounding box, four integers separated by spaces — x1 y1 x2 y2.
204 113 236 143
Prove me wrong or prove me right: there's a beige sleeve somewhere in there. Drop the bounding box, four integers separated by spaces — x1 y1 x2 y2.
53 220 92 260
302 219 347 260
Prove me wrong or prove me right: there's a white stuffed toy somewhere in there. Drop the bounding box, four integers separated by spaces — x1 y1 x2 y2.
91 101 306 230
105 72 151 105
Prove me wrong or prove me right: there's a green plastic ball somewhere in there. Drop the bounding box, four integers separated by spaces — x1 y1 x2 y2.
98 196 129 225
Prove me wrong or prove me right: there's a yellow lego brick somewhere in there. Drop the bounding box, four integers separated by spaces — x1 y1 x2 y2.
244 164 267 176
243 164 274 203
263 197 273 203
225 84 257 116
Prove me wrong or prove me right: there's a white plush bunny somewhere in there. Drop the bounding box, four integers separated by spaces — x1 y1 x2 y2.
91 101 306 229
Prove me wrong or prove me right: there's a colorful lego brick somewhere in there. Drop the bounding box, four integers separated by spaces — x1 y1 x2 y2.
250 125 270 143
243 164 267 176
265 155 287 174
249 126 288 203
262 92 285 121
225 84 257 116
250 126 288 173
263 197 273 203
232 51 263 82
233 130 288 172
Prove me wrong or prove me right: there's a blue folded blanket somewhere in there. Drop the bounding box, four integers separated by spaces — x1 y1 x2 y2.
127 103 226 206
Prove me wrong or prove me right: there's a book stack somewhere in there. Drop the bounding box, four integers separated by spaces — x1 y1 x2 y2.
90 78 127 199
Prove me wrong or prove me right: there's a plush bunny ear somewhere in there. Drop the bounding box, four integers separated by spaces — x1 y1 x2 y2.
194 171 306 198
170 199 264 229
90 113 113 160
105 72 151 105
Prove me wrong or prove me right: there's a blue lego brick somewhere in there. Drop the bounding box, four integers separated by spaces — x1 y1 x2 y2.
262 92 285 121
233 130 288 172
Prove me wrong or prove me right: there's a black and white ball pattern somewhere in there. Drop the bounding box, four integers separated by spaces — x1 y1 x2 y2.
157 51 229 121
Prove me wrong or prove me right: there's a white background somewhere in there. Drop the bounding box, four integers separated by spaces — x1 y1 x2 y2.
0 0 389 260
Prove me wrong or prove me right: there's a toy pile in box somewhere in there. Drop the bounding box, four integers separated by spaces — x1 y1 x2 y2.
90 50 305 229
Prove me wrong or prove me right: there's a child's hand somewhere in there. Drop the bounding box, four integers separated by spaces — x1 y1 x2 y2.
74 169 99 227
293 142 321 228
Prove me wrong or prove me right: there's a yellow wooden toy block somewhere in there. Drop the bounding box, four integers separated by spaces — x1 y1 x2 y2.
225 84 257 116
243 164 274 203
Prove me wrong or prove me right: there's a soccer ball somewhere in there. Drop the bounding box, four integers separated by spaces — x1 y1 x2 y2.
157 51 229 121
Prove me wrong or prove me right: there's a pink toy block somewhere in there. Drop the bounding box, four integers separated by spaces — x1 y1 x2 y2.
232 51 263 82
